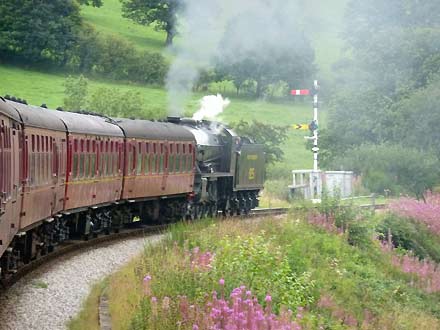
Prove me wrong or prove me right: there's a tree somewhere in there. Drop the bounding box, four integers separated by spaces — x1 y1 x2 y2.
232 120 289 165
331 144 440 199
0 0 82 64
63 75 89 111
77 0 103 6
120 0 180 46
322 0 440 164
88 87 155 118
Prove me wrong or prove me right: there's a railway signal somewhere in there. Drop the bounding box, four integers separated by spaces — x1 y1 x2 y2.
290 89 310 96
292 123 309 130
291 81 320 172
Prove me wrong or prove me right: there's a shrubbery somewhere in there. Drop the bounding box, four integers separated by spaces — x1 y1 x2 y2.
62 75 166 119
329 144 440 198
67 27 168 85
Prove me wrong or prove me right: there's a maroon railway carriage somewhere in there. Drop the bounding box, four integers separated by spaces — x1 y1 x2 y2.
115 119 196 200
51 111 124 211
10 101 67 231
112 119 196 222
0 98 23 259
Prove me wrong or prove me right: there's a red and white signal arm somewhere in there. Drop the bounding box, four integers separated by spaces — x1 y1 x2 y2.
290 89 310 96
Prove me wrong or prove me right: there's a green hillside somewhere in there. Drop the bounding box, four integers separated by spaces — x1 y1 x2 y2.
81 0 165 53
0 0 347 181
0 64 315 171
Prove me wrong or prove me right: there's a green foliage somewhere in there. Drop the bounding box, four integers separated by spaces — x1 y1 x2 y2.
87 87 157 118
330 144 440 198
390 78 440 157
66 28 169 84
121 0 180 45
318 191 373 248
129 217 440 329
322 0 440 195
0 0 82 64
63 75 89 111
213 234 316 310
377 213 440 263
231 120 289 164
78 0 103 7
128 51 168 85
216 40 316 98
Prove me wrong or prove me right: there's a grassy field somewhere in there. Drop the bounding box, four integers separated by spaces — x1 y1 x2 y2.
81 0 166 53
0 65 317 172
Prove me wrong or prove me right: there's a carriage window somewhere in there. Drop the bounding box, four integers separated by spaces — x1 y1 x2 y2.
159 154 164 173
79 154 84 178
137 142 142 175
85 154 90 178
181 154 186 173
187 155 192 172
108 143 113 176
151 143 157 174
169 154 174 174
144 154 149 174
91 154 96 178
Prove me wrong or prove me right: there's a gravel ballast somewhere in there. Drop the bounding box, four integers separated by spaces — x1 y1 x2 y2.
0 235 160 330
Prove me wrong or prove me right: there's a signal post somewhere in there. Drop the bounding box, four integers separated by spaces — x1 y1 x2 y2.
290 80 321 201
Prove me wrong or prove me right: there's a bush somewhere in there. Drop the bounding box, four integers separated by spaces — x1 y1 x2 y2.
87 87 162 119
63 75 88 111
65 26 168 85
377 213 440 263
311 192 374 249
331 143 440 198
128 51 168 85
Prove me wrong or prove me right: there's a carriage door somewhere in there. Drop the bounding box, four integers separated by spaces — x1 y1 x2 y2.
161 142 168 191
11 122 21 210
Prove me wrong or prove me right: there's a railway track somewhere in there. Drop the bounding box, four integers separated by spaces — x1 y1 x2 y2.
0 207 290 290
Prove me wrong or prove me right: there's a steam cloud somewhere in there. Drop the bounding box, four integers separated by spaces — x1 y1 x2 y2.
166 0 306 116
192 94 230 121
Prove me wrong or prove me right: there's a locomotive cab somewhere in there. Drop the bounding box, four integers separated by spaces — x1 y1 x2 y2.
167 117 264 217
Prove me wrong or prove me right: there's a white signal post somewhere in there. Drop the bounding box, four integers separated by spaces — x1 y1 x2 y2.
291 80 320 200
312 80 319 171
291 80 320 171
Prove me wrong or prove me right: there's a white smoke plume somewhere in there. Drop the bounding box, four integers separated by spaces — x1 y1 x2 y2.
166 0 307 115
192 94 230 121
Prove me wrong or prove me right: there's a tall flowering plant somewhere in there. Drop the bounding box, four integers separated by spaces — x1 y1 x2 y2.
381 242 440 293
388 193 440 235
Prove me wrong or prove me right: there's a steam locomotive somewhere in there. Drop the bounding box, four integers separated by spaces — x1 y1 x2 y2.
0 96 265 278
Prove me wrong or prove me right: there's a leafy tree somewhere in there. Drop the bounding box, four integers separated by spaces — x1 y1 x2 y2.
65 23 101 72
63 75 89 111
0 0 82 64
120 0 181 45
87 87 159 119
127 51 169 85
322 0 440 185
331 144 439 199
77 0 103 7
232 120 289 165
390 78 440 157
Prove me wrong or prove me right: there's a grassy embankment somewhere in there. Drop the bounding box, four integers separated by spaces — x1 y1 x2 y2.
69 199 440 329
